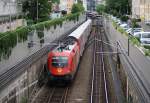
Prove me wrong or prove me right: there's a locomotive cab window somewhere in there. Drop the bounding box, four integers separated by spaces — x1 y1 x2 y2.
52 56 68 68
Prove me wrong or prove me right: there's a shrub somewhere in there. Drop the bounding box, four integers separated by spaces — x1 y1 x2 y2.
144 50 150 56
144 45 150 50
120 15 129 22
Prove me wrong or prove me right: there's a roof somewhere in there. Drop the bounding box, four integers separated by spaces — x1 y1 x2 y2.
68 19 92 39
52 42 77 54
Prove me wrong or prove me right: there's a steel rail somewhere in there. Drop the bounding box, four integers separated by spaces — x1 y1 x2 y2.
90 19 109 103
90 36 96 103
48 87 69 103
100 28 109 103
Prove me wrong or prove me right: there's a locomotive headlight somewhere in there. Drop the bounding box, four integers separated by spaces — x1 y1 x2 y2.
57 68 62 73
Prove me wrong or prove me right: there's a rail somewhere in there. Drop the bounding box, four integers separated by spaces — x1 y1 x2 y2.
90 19 109 103
31 86 69 103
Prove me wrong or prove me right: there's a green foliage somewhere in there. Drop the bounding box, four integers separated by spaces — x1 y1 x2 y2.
0 13 81 60
144 45 150 50
117 27 125 34
105 0 131 15
120 15 129 22
71 3 84 14
129 36 140 46
51 0 60 4
21 97 27 103
22 0 51 23
144 49 150 56
96 4 106 15
131 18 140 28
65 13 80 21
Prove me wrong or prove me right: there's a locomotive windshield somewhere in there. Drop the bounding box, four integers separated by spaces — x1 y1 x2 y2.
52 56 68 68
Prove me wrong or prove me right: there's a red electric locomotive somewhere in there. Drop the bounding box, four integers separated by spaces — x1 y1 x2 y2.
46 19 92 82
47 38 80 81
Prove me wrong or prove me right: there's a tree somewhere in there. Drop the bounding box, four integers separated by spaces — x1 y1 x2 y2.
71 3 84 14
22 0 51 23
96 4 106 15
51 0 60 4
105 0 131 16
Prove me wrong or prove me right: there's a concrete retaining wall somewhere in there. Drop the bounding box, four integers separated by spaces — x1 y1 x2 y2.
103 17 142 103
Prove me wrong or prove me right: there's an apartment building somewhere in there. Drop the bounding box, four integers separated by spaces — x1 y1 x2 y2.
82 0 87 11
60 0 75 13
0 0 22 18
0 0 24 32
132 0 150 21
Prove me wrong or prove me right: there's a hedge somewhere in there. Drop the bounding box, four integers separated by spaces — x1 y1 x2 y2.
0 13 81 60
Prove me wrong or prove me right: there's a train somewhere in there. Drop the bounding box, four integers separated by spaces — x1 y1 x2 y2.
38 19 92 84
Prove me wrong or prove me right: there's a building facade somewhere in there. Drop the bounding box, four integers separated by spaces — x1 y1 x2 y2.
87 0 95 11
132 0 150 21
59 0 76 13
0 0 24 32
0 0 22 17
82 0 87 11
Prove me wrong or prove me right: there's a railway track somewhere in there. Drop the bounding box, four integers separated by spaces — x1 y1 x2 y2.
90 18 109 103
31 86 69 103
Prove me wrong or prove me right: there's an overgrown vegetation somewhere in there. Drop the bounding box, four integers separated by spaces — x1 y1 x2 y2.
105 0 131 17
21 97 27 103
0 13 81 60
22 0 51 23
96 4 106 15
71 3 84 14
51 0 60 4
120 15 129 22
131 18 140 28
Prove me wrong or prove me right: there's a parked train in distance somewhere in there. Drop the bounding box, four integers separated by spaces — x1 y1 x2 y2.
38 19 92 85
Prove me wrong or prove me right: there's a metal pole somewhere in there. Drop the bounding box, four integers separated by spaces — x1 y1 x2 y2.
9 2 12 30
128 35 130 56
127 77 129 102
27 67 29 101
37 0 38 22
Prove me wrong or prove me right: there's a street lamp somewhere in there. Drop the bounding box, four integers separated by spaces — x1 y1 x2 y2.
37 0 38 22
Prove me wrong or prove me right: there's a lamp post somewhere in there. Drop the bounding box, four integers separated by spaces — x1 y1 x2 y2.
37 0 39 22
9 1 12 30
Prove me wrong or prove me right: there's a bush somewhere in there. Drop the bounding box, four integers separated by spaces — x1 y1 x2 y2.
71 3 84 14
144 45 150 50
120 15 129 22
118 27 125 34
129 36 140 46
144 49 150 56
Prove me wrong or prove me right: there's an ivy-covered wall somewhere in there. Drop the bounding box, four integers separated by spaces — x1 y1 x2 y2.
0 13 81 61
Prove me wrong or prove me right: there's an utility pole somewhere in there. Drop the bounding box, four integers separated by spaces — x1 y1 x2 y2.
9 1 12 30
37 0 39 22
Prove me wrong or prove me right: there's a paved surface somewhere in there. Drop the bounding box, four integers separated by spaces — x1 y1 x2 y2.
104 18 150 101
138 22 150 31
